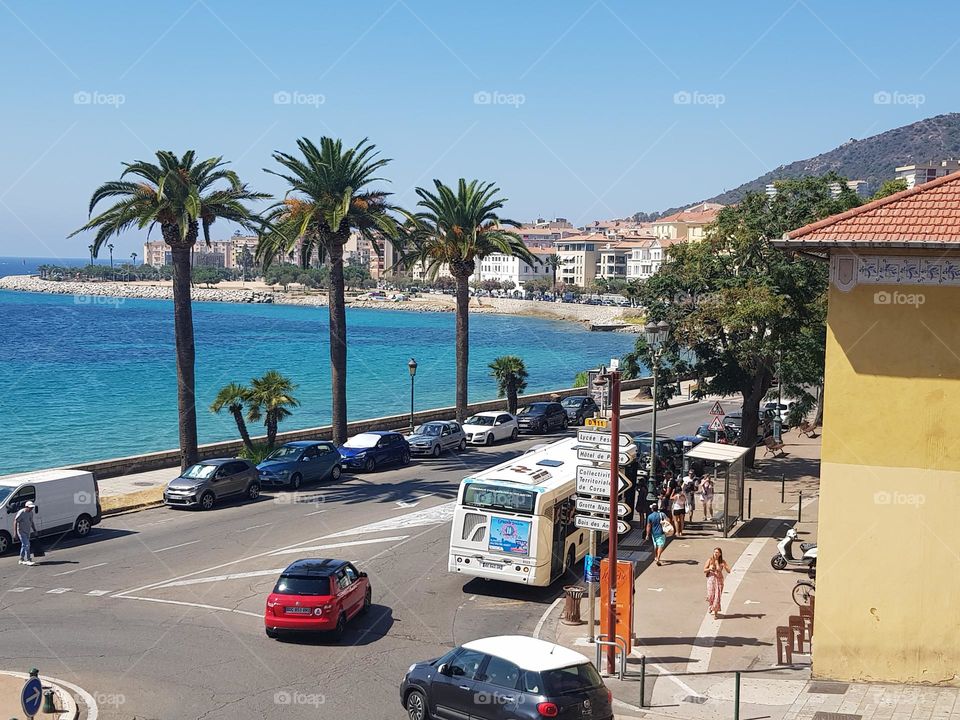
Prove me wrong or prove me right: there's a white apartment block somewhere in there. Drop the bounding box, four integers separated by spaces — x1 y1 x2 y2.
895 160 960 189
476 251 552 287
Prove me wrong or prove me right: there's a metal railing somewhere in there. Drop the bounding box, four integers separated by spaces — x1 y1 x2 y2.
594 635 627 680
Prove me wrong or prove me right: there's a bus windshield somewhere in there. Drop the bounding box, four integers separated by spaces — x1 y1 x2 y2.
463 483 537 515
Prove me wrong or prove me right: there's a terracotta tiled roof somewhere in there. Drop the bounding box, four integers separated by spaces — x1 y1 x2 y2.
781 171 960 248
655 203 723 225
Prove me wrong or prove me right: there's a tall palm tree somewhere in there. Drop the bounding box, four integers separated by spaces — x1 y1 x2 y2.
489 355 528 415
210 383 255 452
245 370 300 449
257 137 402 445
71 151 269 468
404 179 538 422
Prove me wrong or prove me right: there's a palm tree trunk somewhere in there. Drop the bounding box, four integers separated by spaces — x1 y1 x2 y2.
267 415 278 449
170 244 199 469
507 379 518 415
455 274 470 423
231 407 254 451
328 242 348 445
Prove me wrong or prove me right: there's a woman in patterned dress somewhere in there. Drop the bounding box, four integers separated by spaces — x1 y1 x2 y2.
704 547 731 619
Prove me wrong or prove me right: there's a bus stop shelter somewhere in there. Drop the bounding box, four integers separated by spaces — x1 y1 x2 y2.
683 441 749 537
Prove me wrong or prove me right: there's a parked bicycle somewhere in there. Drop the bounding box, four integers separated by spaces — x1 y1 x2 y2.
792 579 815 607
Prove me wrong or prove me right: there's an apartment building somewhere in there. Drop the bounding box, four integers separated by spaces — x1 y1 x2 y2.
476 251 553 288
554 234 600 287
652 202 723 242
895 160 960 189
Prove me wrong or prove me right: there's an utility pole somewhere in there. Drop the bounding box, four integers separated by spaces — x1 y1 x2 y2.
606 369 621 675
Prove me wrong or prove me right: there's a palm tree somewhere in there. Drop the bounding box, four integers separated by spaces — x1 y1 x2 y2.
489 356 528 415
245 370 300 449
257 137 402 445
403 179 537 422
71 150 269 468
210 383 255 452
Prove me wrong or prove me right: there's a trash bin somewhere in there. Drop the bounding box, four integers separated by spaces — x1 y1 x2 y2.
560 585 586 625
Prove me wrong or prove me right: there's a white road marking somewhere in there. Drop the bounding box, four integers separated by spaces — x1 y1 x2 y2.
630 650 705 702
87 590 110 596
237 523 272 533
686 518 779 674
658 422 680 430
533 598 564 639
745 600 760 605
269 535 409 556
120 595 263 618
153 540 200 553
9 587 32 593
322 501 455 538
54 562 107 576
396 492 436 508
648 587 663 592
47 588 72 594
304 509 326 516
155 568 287 589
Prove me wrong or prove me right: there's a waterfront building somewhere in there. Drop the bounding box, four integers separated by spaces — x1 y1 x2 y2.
554 234 601 288
652 202 723 242
475 251 553 289
895 159 960 189
143 234 259 269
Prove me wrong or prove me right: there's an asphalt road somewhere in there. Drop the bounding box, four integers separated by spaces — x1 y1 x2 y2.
0 400 709 720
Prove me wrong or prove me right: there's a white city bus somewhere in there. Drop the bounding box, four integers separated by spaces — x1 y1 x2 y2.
448 437 601 586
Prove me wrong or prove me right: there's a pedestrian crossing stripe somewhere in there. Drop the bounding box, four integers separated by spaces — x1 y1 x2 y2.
47 588 72 594
9 587 32 592
87 590 110 596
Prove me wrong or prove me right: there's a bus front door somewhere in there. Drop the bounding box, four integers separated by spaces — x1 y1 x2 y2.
550 500 572 581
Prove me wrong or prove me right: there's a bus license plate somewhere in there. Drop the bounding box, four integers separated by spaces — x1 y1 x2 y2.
482 562 502 570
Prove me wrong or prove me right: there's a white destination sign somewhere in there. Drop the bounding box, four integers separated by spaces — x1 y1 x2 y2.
575 465 632 497
577 446 636 466
575 498 632 518
576 430 634 448
574 515 631 534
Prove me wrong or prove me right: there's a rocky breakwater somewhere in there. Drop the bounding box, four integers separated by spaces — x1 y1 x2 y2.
0 275 276 303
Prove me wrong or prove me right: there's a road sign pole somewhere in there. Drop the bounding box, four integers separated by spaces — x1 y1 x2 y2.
587 530 596 643
607 370 621 675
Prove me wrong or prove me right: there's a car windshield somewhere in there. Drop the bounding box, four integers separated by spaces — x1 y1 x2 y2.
273 575 332 596
561 397 584 407
541 663 604 695
181 463 218 480
417 424 443 436
0 487 13 504
343 433 381 449
465 415 495 426
265 446 303 461
518 405 547 416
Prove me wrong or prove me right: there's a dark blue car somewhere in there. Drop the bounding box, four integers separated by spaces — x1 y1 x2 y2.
338 431 410 473
257 441 342 490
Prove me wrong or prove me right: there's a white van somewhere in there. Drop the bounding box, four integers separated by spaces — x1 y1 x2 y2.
0 469 101 554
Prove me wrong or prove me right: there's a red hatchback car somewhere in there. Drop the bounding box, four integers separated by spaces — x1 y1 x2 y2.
264 558 371 640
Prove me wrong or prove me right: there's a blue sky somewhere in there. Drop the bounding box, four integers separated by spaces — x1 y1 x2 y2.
0 0 955 259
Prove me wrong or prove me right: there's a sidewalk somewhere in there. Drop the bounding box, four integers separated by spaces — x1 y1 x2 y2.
547 431 960 719
0 670 79 719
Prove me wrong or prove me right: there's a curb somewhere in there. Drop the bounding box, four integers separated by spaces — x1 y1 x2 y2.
0 671 82 720
101 499 165 517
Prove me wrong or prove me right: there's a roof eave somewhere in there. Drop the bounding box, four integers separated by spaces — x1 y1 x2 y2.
773 238 960 252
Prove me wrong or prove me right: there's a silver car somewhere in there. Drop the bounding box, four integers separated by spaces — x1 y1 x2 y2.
406 421 467 457
164 458 260 510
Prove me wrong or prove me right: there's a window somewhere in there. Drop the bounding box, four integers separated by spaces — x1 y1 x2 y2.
448 649 486 680
481 656 520 689
521 671 542 693
336 569 351 591
344 565 359 584
273 575 332 596
8 486 36 511
541 663 603 695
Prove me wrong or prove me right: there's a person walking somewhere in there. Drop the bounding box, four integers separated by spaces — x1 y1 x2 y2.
683 469 699 523
671 486 687 537
704 547 731 618
15 501 37 566
645 504 669 566
700 475 715 522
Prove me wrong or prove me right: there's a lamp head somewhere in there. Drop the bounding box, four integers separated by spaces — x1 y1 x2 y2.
408 357 418 377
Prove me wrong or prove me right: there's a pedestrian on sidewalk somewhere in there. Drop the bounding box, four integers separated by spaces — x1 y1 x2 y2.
704 547 731 619
15 501 37 566
671 487 687 536
699 475 715 522
683 469 699 523
645 506 669 566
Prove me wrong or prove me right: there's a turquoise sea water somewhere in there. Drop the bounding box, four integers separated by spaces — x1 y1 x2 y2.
0 289 636 474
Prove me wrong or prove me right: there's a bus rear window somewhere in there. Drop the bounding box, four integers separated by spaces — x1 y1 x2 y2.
463 484 536 514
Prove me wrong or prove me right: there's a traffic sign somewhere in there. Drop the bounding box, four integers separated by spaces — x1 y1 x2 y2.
709 401 726 416
575 515 629 534
577 445 637 466
708 416 725 432
575 465 633 497
584 417 608 428
21 677 42 718
575 497 632 518
576 430 634 448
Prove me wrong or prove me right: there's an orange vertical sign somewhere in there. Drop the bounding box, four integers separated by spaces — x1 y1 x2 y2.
599 558 634 657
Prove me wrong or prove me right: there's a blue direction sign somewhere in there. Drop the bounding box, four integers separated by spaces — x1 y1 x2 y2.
21 676 42 718
584 554 600 584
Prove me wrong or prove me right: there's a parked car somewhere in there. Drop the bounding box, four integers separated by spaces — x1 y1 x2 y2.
462 412 519 445
560 395 599 425
695 423 738 444
257 441 342 490
516 402 568 434
338 431 410 472
264 558 371 641
406 421 467 457
633 432 684 475
401 635 613 720
164 458 260 510
763 401 795 427
0 470 101 554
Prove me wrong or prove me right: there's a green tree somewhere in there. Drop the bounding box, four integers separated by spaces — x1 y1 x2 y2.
481 278 502 293
501 279 516 294
71 150 267 469
638 174 861 465
401 179 538 422
524 277 552 296
210 383 255 452
192 266 223 287
871 178 908 201
245 370 300 449
257 137 402 445
573 370 589 388
621 337 690 409
489 355 529 414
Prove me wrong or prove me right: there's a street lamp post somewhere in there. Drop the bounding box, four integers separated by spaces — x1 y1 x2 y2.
408 358 418 433
644 320 670 499
773 344 783 442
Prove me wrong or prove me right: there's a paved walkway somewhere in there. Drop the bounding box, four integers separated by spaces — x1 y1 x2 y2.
0 670 78 719
548 430 960 719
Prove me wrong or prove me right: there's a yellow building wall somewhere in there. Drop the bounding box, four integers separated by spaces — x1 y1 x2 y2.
816 279 960 684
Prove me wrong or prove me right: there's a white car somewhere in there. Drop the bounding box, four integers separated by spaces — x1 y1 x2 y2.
462 411 519 446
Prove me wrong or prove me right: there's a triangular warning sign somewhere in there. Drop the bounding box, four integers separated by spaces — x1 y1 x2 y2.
708 416 726 432
709 401 725 416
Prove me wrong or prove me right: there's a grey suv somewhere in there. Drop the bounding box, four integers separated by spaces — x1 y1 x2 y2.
164 458 260 510
516 402 568 434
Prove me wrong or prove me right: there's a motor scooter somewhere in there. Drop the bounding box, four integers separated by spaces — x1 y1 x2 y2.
770 528 816 572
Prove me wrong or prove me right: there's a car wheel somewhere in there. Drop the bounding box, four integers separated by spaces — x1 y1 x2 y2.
361 587 372 614
458 438 466 451
265 627 278 639
0 531 11 555
405 689 429 720
364 457 376 473
401 450 411 465
485 433 494 446
561 418 569 431
330 613 347 642
74 514 93 538
247 483 261 501
199 491 215 511
510 427 519 441
330 464 342 481
289 473 302 490
432 445 442 458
